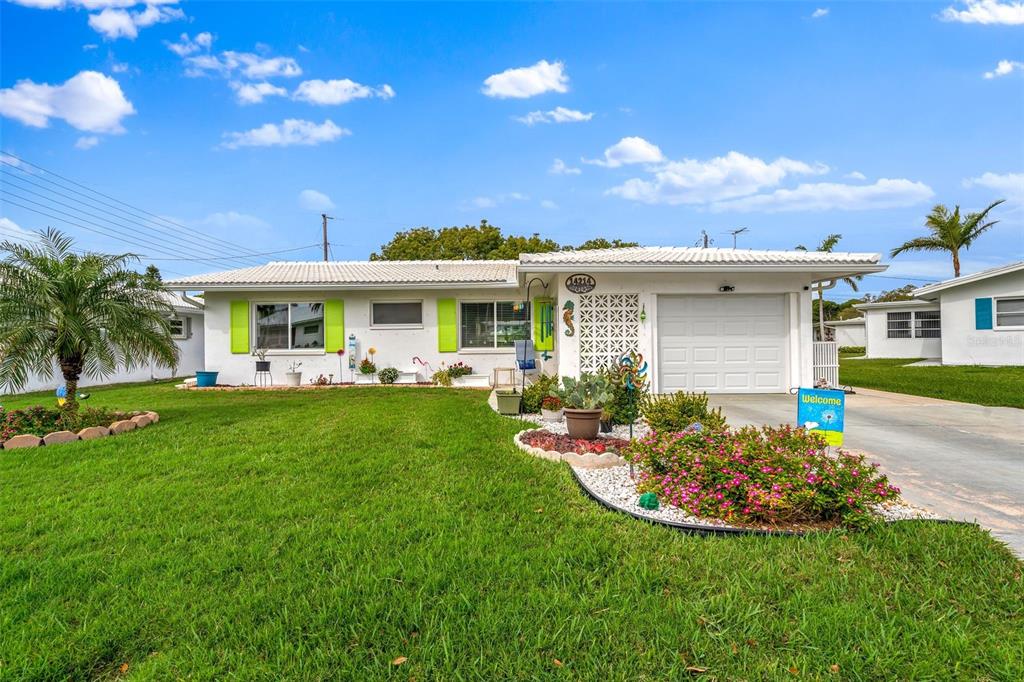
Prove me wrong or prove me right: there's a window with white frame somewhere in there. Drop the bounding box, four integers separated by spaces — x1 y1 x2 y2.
887 310 940 339
371 301 422 327
460 300 530 349
886 312 911 339
168 316 188 340
255 303 324 350
995 297 1024 330
914 310 941 338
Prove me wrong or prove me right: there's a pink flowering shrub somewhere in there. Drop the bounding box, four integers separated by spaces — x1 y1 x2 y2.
623 425 901 528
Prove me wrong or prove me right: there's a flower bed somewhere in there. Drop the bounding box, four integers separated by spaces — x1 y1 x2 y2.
1 406 159 449
513 429 629 468
624 425 903 529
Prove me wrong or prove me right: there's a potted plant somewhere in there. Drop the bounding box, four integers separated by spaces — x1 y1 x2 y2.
495 388 522 415
285 361 303 387
540 395 563 422
252 348 270 373
552 373 613 439
356 357 377 384
378 367 399 384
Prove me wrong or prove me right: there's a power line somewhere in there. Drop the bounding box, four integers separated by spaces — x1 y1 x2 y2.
1 152 271 262
144 243 323 261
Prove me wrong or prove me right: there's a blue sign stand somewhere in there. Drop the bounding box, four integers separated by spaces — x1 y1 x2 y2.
797 388 845 446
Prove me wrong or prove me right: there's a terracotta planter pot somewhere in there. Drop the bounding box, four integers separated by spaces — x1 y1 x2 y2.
564 408 602 439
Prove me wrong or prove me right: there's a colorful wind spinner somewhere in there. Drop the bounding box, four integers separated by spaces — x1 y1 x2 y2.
618 350 648 391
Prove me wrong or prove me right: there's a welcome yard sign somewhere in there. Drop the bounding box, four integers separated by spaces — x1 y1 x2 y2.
797 388 845 446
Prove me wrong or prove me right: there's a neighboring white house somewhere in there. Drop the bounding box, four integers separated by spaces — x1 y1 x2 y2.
911 261 1024 366
165 247 885 393
10 292 205 395
855 300 942 360
825 318 866 348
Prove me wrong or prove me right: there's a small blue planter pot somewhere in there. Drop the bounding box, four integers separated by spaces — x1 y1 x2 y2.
195 371 219 388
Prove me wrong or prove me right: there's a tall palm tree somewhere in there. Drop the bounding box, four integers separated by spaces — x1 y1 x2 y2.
891 199 1004 277
795 234 863 342
0 228 178 412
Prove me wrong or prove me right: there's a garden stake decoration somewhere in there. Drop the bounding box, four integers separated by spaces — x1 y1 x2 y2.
562 300 575 337
618 350 649 439
638 492 659 510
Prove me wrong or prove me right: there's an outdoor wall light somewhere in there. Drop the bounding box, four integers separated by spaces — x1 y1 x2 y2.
718 285 735 292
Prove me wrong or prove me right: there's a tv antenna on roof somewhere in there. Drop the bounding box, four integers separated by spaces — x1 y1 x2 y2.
727 227 749 249
695 230 714 248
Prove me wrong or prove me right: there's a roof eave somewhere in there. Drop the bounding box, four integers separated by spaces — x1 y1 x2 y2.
518 263 886 275
163 280 521 292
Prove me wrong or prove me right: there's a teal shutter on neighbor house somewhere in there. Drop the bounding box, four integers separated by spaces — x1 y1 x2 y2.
975 297 993 330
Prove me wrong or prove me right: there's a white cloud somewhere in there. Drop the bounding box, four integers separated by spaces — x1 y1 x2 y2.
844 170 867 180
292 79 395 105
185 51 302 79
219 119 349 149
811 8 829 18
983 59 1024 78
940 0 1024 25
165 31 213 57
298 189 335 211
75 135 100 150
88 3 184 41
550 158 582 175
708 178 934 213
516 106 593 125
482 60 569 99
963 171 1024 202
460 193 529 210
230 81 287 104
0 70 135 133
540 199 558 210
0 217 38 243
195 211 270 230
585 136 665 168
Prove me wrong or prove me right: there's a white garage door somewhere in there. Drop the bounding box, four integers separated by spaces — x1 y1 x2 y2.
657 295 788 393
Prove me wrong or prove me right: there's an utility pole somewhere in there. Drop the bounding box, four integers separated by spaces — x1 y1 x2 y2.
321 213 334 261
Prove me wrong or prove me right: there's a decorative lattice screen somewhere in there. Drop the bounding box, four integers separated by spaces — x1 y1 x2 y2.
578 293 640 372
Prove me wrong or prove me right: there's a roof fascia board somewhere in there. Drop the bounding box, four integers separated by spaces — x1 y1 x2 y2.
163 281 521 292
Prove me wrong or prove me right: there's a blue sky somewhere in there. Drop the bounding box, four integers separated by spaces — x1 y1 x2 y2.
1 1 1022 297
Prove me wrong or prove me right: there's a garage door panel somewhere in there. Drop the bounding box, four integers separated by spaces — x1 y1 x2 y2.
658 295 787 394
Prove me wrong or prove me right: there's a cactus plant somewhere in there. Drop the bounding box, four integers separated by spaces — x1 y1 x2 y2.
551 373 613 410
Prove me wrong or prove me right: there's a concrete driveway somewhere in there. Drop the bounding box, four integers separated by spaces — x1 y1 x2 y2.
710 389 1024 557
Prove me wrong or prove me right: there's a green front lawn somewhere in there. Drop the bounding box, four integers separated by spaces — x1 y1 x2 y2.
839 356 1024 409
1 383 1021 679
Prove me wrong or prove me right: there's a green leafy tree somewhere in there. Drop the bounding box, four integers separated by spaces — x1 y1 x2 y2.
141 264 163 289
0 229 178 412
574 238 640 250
891 200 1004 277
796 234 863 341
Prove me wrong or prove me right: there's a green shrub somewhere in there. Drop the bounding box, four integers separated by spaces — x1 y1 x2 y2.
641 391 728 433
378 367 399 384
0 405 127 439
598 365 643 425
431 369 452 386
839 345 866 355
521 373 558 413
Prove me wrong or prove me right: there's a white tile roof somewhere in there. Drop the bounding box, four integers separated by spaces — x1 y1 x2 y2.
166 260 520 289
912 261 1024 300
160 291 204 313
519 246 881 267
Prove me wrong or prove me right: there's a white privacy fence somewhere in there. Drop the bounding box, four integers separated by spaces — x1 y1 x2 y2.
812 341 840 388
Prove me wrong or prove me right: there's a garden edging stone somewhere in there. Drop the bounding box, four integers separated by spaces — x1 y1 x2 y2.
42 430 79 446
3 434 43 449
77 426 110 440
513 430 627 468
108 419 136 434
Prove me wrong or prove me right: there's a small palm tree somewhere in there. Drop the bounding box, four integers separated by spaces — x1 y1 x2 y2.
796 234 863 342
0 228 178 412
891 200 1004 277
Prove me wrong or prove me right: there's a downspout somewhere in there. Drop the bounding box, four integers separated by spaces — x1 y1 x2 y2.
810 279 837 342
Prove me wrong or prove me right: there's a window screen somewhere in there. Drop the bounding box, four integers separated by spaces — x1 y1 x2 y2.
460 302 495 348
914 310 941 338
255 303 324 349
496 301 530 347
886 312 911 339
372 301 423 326
256 304 289 349
289 303 324 348
995 298 1024 328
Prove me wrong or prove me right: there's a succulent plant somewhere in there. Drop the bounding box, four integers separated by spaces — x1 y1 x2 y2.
551 373 613 410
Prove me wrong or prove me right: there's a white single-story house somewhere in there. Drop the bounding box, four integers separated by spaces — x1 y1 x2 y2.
165 246 885 393
911 261 1024 366
855 299 942 360
824 318 866 348
10 292 206 395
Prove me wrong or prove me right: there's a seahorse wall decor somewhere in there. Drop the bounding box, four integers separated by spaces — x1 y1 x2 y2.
562 300 575 337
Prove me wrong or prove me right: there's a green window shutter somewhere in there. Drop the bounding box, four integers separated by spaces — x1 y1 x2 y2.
230 301 249 354
533 297 554 351
324 300 345 352
437 298 457 352
975 297 993 330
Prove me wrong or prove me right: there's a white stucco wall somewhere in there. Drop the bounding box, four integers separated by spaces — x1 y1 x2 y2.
201 288 558 386
9 312 205 395
547 270 817 392
934 270 1024 366
862 305 942 359
827 321 866 348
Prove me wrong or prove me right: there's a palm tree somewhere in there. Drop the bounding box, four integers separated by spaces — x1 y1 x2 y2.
891 200 1005 277
0 228 178 412
795 234 863 342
